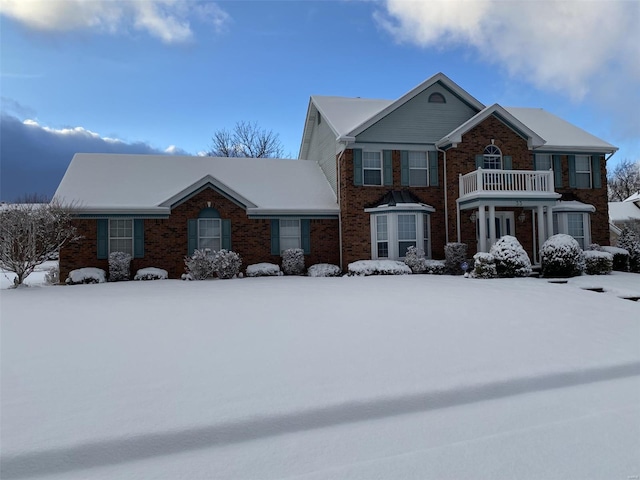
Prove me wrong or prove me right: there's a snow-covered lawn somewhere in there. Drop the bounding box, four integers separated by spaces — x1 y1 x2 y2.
1 273 639 479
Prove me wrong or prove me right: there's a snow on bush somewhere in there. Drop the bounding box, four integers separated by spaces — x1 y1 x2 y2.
307 263 341 277
108 251 131 281
617 226 640 273
403 246 427 274
347 260 411 276
444 242 468 275
44 265 59 285
583 250 613 275
540 234 585 278
212 249 242 279
488 235 532 278
601 246 630 272
470 252 497 279
246 263 281 277
134 267 168 281
184 249 215 280
66 267 106 285
588 243 603 251
424 259 446 275
281 248 305 275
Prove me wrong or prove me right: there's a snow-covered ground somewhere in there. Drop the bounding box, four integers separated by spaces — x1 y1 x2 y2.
1 272 639 479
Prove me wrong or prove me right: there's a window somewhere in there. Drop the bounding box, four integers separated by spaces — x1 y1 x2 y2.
553 212 590 249
483 145 502 169
428 92 446 103
575 155 592 189
423 214 431 255
109 219 133 255
397 215 417 257
363 151 382 185
536 154 552 171
280 219 301 251
408 151 428 186
317 111 322 125
370 212 431 260
567 213 585 249
198 218 221 252
376 216 388 258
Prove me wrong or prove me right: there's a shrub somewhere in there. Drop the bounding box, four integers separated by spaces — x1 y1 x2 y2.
588 243 603 251
583 250 613 275
404 246 427 274
134 267 168 280
212 249 242 279
601 246 630 272
424 259 446 275
617 226 640 273
540 234 585 278
108 251 131 281
347 260 411 276
66 267 106 285
307 263 342 277
470 252 497 279
489 235 532 278
444 242 468 275
246 263 281 277
281 248 305 275
184 249 215 280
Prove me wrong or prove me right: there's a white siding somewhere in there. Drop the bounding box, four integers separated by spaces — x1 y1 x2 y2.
305 106 339 193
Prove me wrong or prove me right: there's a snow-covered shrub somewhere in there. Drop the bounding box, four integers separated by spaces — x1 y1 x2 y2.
134 267 168 281
424 259 446 275
444 242 468 275
108 251 131 281
184 249 215 280
281 248 305 275
601 246 630 272
404 246 427 274
347 260 411 276
66 267 106 285
44 265 59 285
617 226 640 273
588 243 603 251
583 250 613 275
540 234 585 278
470 252 497 279
488 235 532 278
212 249 242 279
246 263 281 277
307 263 341 277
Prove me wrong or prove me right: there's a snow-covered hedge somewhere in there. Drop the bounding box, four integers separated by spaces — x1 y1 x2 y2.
540 234 585 278
470 252 497 279
617 226 640 273
444 242 468 275
66 267 106 285
601 246 630 272
403 246 427 274
184 249 215 280
583 250 613 275
347 260 411 276
108 251 131 281
246 263 281 277
307 263 341 277
134 267 168 281
281 248 305 275
489 235 532 278
588 243 603 252
212 249 242 279
424 259 446 275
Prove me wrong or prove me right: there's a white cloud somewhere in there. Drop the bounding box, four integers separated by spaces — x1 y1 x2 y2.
23 119 123 144
0 0 231 44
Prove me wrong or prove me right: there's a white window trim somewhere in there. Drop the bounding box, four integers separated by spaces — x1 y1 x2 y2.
280 218 301 253
408 151 429 187
553 212 591 249
108 219 133 255
370 212 432 260
363 151 383 186
575 155 592 189
197 218 221 252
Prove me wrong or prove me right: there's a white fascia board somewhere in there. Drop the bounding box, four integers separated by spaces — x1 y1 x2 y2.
533 145 618 154
160 175 257 210
73 206 171 216
246 207 339 218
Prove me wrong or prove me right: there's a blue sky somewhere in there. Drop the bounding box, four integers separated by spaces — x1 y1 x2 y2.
1 0 638 201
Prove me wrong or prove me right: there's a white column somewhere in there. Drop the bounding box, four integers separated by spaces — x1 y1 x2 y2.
488 204 496 246
537 205 545 255
546 206 554 240
478 206 487 252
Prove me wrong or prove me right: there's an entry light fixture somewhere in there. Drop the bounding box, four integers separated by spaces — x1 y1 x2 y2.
469 211 477 223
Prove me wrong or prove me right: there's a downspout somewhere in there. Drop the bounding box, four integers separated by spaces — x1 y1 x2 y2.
436 146 449 244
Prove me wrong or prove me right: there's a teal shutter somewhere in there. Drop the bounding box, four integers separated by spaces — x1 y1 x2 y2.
270 219 280 255
222 219 231 250
475 155 483 169
97 219 108 259
133 219 144 258
353 149 363 186
301 219 310 255
591 155 601 188
383 150 393 186
187 219 197 256
553 155 562 187
568 155 576 188
533 154 538 170
503 156 512 170
400 151 409 186
428 151 438 186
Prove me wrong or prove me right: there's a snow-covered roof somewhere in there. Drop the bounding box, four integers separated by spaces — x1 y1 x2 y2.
608 201 640 223
505 107 618 154
553 200 596 213
53 154 339 216
311 96 393 138
624 192 640 203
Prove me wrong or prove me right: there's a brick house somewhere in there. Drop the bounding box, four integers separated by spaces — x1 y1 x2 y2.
55 73 617 278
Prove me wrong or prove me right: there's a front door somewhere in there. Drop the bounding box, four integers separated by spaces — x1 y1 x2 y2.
477 211 515 250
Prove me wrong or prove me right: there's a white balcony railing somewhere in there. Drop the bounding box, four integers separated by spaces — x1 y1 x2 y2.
459 168 555 197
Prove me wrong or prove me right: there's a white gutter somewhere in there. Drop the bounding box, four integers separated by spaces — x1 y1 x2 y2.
436 146 449 244
336 137 354 269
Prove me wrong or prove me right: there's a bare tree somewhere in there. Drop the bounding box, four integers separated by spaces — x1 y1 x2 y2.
608 159 640 201
208 121 285 158
0 200 80 286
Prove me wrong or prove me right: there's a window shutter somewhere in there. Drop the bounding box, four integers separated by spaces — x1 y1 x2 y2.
383 150 393 186
533 154 538 170
133 219 144 258
503 156 512 170
270 219 280 255
222 219 231 250
97 219 108 259
353 149 363 186
400 151 409 186
553 155 562 188
475 155 483 169
187 219 197 256
428 151 439 186
301 219 311 255
568 155 576 188
591 155 601 188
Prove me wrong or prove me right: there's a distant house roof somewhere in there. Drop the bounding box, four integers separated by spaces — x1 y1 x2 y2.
53 154 339 217
609 201 640 223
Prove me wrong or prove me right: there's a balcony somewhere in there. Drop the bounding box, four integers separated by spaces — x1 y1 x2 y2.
459 168 556 199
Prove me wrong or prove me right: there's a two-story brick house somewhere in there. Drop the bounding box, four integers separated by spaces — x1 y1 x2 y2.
55 73 616 278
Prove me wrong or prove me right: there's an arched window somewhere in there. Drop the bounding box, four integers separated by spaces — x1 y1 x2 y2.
483 145 502 169
428 92 446 104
